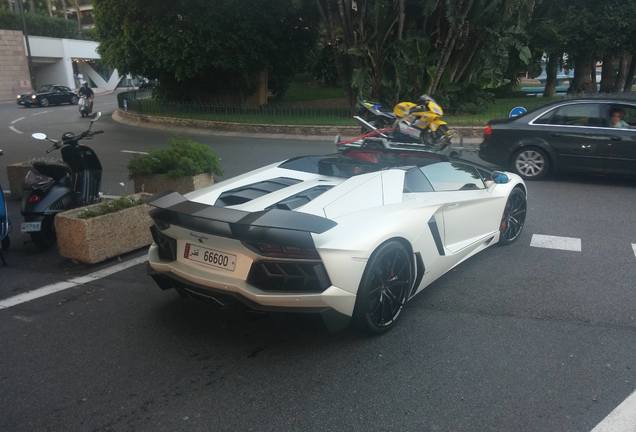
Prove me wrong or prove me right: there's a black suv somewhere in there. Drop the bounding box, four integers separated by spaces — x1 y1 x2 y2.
479 98 636 179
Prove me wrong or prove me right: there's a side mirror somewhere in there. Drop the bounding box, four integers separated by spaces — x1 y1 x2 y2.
492 171 510 184
32 132 47 140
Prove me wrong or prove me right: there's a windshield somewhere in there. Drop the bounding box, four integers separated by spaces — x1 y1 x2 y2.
37 85 54 93
279 151 445 178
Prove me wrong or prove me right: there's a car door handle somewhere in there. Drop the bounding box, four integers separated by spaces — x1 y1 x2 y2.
610 136 622 141
445 203 460 209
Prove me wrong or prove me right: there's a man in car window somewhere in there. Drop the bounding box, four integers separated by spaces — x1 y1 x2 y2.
609 107 629 128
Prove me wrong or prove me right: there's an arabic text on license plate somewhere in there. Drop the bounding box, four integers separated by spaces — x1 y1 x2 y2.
21 221 42 233
184 243 236 272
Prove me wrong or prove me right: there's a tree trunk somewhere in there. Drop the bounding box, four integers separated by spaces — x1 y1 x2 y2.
61 0 68 19
569 56 595 94
614 52 632 93
28 0 35 12
72 0 82 32
600 55 618 93
427 0 474 95
46 0 53 16
543 52 559 97
624 54 636 92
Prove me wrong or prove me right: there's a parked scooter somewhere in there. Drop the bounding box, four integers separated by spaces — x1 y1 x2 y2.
21 113 103 249
0 149 10 264
78 95 92 118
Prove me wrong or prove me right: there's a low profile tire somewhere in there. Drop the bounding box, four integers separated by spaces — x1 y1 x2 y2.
29 216 56 250
512 147 550 180
353 240 414 334
498 187 527 245
40 98 49 107
71 96 79 105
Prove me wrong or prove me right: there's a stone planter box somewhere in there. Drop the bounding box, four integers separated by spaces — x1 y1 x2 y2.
132 173 213 195
55 194 153 264
6 162 31 200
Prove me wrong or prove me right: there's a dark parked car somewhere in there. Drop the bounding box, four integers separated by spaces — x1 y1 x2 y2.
17 85 79 108
479 97 636 179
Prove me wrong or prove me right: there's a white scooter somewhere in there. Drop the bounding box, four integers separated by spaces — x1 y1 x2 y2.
79 95 92 118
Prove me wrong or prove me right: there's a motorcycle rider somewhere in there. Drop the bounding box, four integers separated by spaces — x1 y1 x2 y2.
78 82 94 113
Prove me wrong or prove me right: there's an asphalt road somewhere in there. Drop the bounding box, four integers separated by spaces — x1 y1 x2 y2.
0 96 635 432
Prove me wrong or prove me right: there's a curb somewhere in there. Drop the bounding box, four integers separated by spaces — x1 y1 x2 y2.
113 109 484 139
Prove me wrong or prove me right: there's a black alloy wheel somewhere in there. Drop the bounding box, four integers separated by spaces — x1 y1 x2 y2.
353 240 414 334
498 187 527 245
71 95 79 105
40 98 49 107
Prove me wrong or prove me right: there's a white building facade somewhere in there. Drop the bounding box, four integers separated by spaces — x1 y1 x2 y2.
28 36 121 92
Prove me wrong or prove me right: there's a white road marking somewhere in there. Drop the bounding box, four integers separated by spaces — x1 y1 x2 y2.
632 244 636 259
8 126 23 135
121 150 149 155
10 116 25 124
530 234 582 252
0 255 148 310
590 390 636 432
31 110 50 116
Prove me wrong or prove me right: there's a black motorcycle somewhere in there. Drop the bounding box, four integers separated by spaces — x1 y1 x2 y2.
356 100 397 131
21 113 104 249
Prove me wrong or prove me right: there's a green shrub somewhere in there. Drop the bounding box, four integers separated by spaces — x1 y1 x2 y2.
77 196 143 219
0 12 91 39
127 137 223 179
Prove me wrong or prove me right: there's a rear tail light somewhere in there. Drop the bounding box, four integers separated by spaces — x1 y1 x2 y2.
150 225 177 261
483 124 493 137
27 194 41 204
243 242 320 260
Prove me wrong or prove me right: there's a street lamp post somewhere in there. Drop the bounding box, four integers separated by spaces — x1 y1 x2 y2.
14 0 35 91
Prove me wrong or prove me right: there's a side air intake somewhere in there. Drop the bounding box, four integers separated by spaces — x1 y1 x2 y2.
215 177 301 207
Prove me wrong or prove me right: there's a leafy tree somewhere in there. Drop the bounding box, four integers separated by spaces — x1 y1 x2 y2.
94 0 317 101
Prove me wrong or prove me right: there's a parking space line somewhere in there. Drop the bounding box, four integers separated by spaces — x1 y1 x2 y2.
530 234 582 252
121 150 149 155
590 389 636 432
632 244 636 259
8 126 23 135
0 255 148 310
31 110 49 117
10 117 25 124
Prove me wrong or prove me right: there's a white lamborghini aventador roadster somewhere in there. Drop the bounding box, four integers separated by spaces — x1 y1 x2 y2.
147 143 527 333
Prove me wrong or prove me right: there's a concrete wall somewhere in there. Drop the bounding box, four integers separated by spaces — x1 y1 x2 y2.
0 30 32 100
33 60 71 89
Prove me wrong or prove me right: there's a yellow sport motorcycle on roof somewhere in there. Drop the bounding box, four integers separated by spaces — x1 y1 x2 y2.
392 95 455 148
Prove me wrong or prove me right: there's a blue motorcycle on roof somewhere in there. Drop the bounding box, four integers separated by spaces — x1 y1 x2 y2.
0 149 11 265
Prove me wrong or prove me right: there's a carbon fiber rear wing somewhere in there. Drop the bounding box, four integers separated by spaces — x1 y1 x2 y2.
149 192 337 248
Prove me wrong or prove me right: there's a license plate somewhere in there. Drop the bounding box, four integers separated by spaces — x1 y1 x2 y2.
184 243 236 272
21 221 42 232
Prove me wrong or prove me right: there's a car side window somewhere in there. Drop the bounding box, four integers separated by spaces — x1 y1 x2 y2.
551 103 604 127
534 108 555 125
419 162 485 192
610 104 636 128
403 167 434 192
